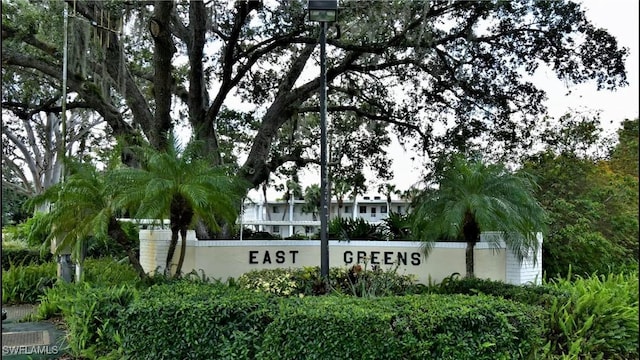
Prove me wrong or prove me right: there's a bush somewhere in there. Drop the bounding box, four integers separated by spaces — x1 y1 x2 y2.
120 281 275 360
259 295 546 360
1 247 53 270
328 217 387 240
83 258 141 286
42 283 138 359
237 265 418 297
433 273 568 307
545 272 639 359
2 261 56 304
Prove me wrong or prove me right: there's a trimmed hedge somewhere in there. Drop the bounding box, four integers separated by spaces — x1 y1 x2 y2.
120 281 276 360
433 274 568 307
118 281 545 359
259 295 546 360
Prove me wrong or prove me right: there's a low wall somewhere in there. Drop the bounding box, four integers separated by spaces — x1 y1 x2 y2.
139 230 542 285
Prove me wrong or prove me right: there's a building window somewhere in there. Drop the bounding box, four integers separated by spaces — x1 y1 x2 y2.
272 206 279 213
304 226 312 234
344 206 351 214
381 205 388 213
359 206 367 214
371 207 377 217
273 225 280 233
397 206 403 214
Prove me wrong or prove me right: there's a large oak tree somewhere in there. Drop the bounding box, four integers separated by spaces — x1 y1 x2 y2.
2 0 629 195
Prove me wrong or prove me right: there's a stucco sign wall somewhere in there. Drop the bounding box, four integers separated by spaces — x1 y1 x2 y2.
139 230 542 285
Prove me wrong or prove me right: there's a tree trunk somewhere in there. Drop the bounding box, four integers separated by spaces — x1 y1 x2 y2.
175 228 187 278
166 227 179 276
107 218 147 279
465 241 475 278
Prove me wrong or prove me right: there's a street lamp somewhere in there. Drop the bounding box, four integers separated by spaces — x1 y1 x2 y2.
307 0 337 280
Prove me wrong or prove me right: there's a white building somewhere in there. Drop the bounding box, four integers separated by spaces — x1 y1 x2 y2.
239 194 411 238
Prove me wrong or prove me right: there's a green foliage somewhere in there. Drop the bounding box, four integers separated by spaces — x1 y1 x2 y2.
50 283 138 359
82 258 142 287
1 183 30 225
259 295 546 360
110 137 248 275
328 217 386 241
382 211 413 240
120 281 275 360
331 264 419 297
544 272 639 360
2 257 139 307
2 213 52 250
238 266 419 298
523 151 639 279
432 274 568 307
237 268 303 297
239 228 282 240
1 246 53 270
283 233 309 240
411 154 547 277
1 261 56 304
609 118 639 177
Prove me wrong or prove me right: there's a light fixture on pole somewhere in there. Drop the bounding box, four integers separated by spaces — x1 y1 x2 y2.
307 0 337 280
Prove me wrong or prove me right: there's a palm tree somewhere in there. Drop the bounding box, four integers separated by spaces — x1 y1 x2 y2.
378 183 400 215
27 160 147 280
110 138 246 277
332 179 350 219
281 179 302 221
410 155 547 278
301 184 321 221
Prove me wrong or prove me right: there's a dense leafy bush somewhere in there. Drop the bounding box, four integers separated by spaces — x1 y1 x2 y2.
238 265 418 297
2 261 56 304
328 217 387 240
545 272 639 359
120 281 275 360
2 258 140 306
83 258 141 286
238 228 282 240
259 295 546 360
37 282 138 359
432 273 568 307
1 246 53 270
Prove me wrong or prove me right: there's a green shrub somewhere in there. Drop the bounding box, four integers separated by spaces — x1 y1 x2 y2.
34 258 143 320
2 261 56 304
434 273 568 307
120 281 276 360
237 265 418 297
51 283 138 359
2 257 141 306
1 246 53 270
545 272 639 359
83 258 141 287
259 294 546 360
328 217 387 240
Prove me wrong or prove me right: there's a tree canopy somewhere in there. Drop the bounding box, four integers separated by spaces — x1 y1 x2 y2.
2 0 629 194
522 119 639 278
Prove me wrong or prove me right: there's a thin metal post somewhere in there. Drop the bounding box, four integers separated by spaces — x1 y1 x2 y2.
319 21 329 279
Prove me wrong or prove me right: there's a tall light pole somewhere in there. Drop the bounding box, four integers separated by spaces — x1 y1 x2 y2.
308 0 337 279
